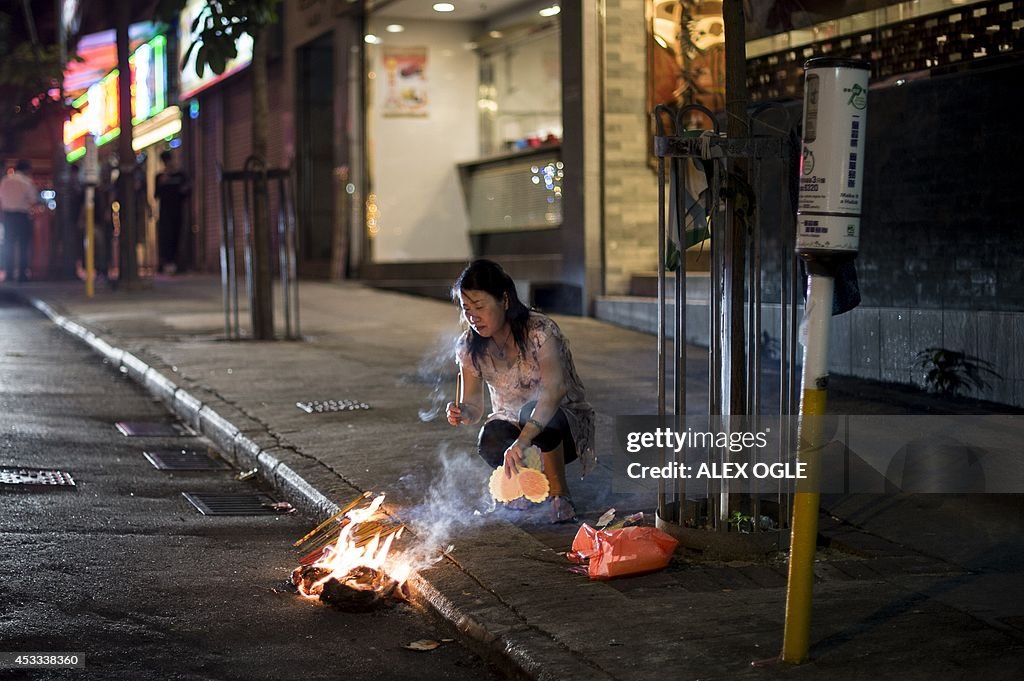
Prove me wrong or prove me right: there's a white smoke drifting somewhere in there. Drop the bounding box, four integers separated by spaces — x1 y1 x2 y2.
408 331 463 423
394 446 497 569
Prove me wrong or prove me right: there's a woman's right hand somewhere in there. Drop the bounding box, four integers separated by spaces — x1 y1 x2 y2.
446 402 463 426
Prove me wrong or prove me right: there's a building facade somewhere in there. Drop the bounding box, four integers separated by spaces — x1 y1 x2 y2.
167 0 1024 405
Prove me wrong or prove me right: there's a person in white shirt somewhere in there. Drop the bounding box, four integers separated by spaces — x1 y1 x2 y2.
0 160 40 282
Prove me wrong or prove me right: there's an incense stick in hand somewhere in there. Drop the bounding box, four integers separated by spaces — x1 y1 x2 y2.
455 371 466 425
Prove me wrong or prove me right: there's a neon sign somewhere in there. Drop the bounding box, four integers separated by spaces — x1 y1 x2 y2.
64 34 168 161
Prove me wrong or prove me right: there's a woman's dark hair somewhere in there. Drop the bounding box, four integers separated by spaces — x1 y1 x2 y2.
452 259 531 369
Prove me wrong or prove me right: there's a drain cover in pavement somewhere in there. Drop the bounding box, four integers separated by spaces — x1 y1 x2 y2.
296 399 370 413
144 448 231 471
182 492 282 515
1 467 76 488
116 421 194 437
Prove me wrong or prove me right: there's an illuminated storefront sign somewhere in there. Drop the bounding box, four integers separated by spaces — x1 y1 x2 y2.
64 34 168 161
178 0 254 99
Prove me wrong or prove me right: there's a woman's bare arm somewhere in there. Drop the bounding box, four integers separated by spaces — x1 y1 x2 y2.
447 364 485 426
502 336 567 475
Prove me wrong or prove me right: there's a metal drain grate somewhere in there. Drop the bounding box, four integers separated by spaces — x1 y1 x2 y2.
1 468 76 487
116 421 194 437
144 448 231 471
182 492 281 515
296 399 370 413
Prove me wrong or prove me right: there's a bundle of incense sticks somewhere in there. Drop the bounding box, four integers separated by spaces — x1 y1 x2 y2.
293 491 372 548
353 524 404 549
456 371 464 407
298 522 403 565
294 491 404 563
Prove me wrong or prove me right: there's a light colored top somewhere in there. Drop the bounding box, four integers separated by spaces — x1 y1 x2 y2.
457 312 596 475
0 171 39 213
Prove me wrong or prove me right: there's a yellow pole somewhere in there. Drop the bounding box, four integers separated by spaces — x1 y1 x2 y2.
85 186 95 298
781 271 833 664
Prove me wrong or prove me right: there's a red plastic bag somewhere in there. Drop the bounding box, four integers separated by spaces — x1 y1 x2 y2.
569 523 678 579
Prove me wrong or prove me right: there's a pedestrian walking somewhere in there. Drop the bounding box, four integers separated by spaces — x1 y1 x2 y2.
91 160 117 282
67 164 86 271
446 259 595 523
153 150 190 274
0 160 41 283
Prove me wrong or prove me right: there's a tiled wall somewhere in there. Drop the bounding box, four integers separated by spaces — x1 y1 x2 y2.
601 0 660 295
747 0 1024 100
757 61 1024 311
595 296 1024 407
829 306 1024 405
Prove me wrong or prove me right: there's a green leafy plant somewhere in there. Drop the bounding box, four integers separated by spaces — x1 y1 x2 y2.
913 347 1001 397
665 168 753 273
728 511 755 534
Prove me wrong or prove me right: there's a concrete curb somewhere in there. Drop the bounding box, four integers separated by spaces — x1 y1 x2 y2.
24 293 602 681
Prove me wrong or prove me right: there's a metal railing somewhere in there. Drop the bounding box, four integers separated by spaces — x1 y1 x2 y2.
653 103 801 536
218 156 300 340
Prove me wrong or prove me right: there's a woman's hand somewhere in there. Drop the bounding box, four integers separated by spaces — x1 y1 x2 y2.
503 440 527 478
445 402 464 426
450 367 483 426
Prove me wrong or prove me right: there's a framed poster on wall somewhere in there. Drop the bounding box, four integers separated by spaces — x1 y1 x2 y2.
381 47 429 117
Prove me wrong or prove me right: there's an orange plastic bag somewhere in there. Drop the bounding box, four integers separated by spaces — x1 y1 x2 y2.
569 523 679 579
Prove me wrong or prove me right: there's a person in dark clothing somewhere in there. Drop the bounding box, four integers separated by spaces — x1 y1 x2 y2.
153 150 190 274
92 161 116 280
67 164 86 270
1 160 41 282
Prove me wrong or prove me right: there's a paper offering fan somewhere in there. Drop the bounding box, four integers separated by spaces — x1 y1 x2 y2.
489 466 523 502
517 468 550 503
522 445 543 471
488 466 550 504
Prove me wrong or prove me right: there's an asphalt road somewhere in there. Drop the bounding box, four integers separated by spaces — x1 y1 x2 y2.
0 299 504 681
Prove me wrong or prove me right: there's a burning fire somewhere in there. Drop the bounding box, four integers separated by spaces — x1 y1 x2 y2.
291 493 414 609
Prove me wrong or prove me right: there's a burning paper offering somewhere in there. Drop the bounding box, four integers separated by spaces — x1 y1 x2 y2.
290 492 413 611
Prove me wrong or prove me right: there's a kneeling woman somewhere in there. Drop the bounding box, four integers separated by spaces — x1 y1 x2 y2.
446 259 595 523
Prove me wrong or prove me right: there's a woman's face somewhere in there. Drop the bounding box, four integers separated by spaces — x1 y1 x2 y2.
459 289 506 338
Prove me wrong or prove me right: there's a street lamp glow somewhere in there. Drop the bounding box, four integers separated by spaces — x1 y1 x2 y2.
539 5 560 17
432 3 455 12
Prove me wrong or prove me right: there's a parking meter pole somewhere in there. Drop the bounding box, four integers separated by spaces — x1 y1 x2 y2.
83 135 99 298
782 267 833 663
781 57 869 664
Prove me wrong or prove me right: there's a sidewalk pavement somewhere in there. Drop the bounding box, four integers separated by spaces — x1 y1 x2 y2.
7 275 1024 680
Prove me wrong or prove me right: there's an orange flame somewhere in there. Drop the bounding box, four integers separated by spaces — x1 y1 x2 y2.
297 494 413 598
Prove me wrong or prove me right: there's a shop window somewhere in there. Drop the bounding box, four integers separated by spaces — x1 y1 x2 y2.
474 18 562 157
